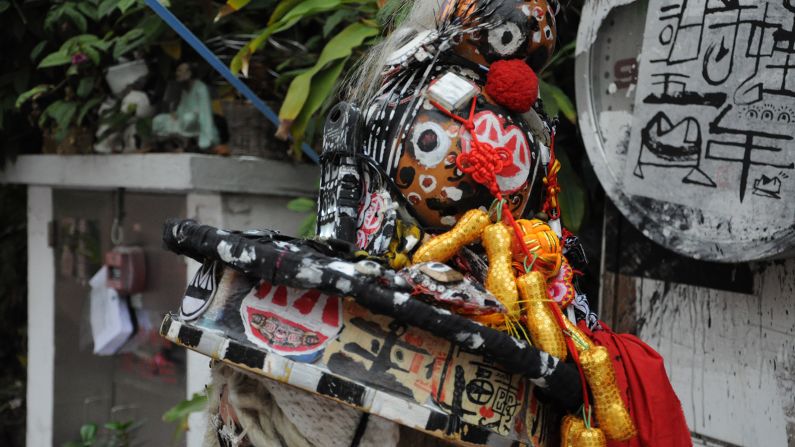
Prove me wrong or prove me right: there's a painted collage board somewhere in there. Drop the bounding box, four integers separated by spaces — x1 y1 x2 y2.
175 265 556 446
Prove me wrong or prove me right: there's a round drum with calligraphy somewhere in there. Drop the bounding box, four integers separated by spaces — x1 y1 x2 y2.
576 0 795 261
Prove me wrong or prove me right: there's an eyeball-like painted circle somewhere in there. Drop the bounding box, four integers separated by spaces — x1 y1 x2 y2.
428 262 452 272
487 22 525 57
410 121 452 168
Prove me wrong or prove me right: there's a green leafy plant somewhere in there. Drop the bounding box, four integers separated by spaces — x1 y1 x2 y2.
223 0 383 158
538 40 577 124
16 0 164 142
64 419 140 447
64 423 98 447
287 197 318 237
162 390 209 443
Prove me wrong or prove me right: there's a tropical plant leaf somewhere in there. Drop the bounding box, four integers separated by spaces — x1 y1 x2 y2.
118 0 138 14
80 423 97 443
162 392 208 423
215 0 251 21
77 77 95 98
82 46 101 65
288 58 347 157
48 100 78 130
62 6 88 33
77 97 103 125
298 214 317 237
268 0 303 25
76 2 99 21
38 50 72 68
30 42 48 62
545 40 575 70
322 8 355 37
539 79 576 123
231 0 357 75
279 22 377 123
0 1 11 15
98 0 118 18
113 28 146 59
44 4 65 31
16 85 50 108
230 20 290 75
555 147 586 233
287 197 316 212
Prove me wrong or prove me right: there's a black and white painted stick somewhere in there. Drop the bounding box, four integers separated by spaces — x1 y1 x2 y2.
163 219 583 411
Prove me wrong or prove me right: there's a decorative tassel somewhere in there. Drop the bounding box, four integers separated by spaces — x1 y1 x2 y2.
563 318 594 353
512 219 562 278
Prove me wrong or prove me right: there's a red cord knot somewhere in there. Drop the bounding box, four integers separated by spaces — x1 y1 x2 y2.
456 140 512 196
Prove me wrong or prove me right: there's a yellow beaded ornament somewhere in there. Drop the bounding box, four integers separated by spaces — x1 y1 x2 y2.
412 209 491 264
483 222 519 316
560 415 586 447
579 346 637 441
516 271 567 360
573 427 607 447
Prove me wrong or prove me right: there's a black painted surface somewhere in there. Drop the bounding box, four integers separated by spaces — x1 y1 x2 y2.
316 374 366 406
177 324 203 348
604 201 754 294
224 341 266 370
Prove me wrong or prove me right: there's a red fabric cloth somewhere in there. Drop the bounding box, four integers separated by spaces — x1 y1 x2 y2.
580 321 692 447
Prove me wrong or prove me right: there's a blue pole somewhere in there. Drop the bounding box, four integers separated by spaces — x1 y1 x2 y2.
144 0 320 163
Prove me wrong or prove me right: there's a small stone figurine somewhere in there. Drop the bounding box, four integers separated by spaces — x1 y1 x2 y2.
152 62 219 151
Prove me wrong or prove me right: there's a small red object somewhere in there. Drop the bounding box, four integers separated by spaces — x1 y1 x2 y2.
106 246 146 294
485 59 539 113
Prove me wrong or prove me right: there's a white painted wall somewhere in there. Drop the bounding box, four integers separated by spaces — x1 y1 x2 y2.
26 186 55 447
633 260 795 446
184 193 224 447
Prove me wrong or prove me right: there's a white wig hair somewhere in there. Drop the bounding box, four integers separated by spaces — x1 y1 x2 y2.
342 0 448 106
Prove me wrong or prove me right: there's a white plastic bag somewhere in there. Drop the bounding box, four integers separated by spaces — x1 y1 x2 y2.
89 266 134 355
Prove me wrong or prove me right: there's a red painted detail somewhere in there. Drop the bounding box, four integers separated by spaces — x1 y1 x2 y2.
404 333 424 348
293 289 321 314
254 281 272 299
272 285 288 306
409 353 424 374
321 296 340 326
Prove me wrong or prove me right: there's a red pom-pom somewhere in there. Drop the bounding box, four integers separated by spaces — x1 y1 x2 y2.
485 59 539 113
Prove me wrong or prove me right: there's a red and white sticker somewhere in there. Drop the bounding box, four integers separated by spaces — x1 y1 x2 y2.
240 282 342 357
356 191 386 249
460 111 532 193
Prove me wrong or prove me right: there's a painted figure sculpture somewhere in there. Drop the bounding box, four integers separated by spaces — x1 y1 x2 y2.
159 1 690 445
